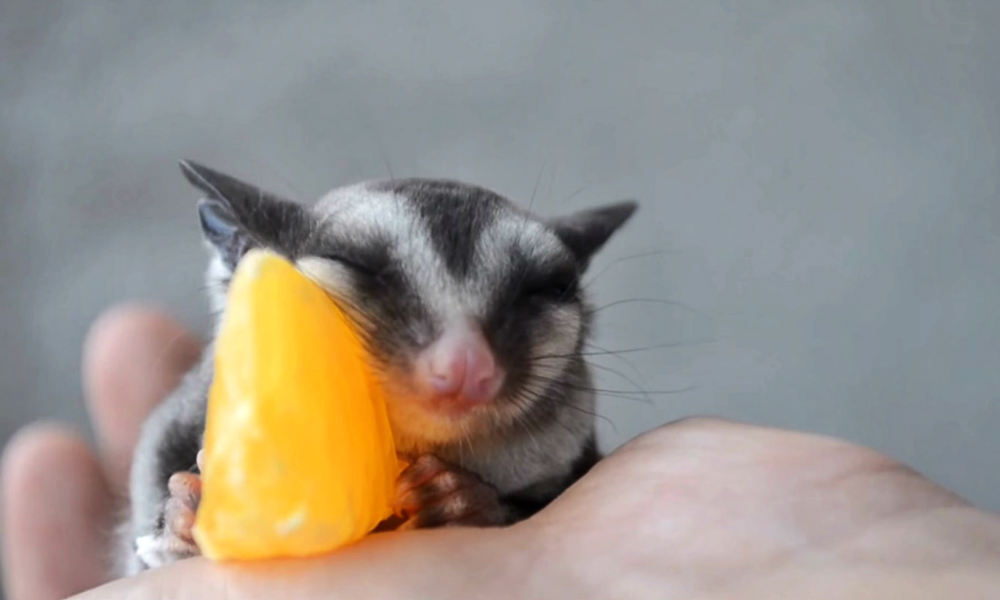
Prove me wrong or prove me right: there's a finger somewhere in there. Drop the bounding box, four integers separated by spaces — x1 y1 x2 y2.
163 496 197 544
2 423 114 600
167 472 202 502
67 526 516 600
83 304 203 489
394 470 463 517
394 455 447 501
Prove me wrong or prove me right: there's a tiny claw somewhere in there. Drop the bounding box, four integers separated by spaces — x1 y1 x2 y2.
167 472 201 502
392 454 507 529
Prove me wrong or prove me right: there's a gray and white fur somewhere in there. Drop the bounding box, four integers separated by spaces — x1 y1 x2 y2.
116 160 636 576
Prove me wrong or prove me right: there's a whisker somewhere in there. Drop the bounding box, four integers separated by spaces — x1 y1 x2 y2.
507 392 563 448
559 183 589 204
533 384 654 405
585 297 705 317
583 248 677 287
373 134 395 181
513 388 616 432
508 163 549 302
580 339 711 357
544 165 557 210
348 101 397 182
196 282 229 294
527 163 545 215
527 339 709 362
584 362 652 403
583 342 646 383
523 373 692 400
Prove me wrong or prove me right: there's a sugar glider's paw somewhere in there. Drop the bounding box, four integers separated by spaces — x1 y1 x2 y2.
136 468 202 569
393 454 508 530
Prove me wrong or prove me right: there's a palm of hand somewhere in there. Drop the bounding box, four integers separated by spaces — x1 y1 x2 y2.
527 420 971 598
2 308 996 600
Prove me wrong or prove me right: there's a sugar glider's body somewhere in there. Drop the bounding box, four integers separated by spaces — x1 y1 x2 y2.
118 161 636 576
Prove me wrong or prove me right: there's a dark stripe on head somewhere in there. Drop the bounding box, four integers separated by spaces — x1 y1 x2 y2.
376 179 504 279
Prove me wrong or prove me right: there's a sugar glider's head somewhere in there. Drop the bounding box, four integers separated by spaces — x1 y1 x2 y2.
181 160 636 450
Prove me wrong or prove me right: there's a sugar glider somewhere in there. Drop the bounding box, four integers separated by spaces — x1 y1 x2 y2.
117 160 637 575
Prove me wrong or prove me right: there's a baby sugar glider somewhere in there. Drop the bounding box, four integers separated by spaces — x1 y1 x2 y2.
117 160 637 575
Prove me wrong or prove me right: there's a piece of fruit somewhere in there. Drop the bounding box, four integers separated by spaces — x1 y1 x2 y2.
192 249 399 561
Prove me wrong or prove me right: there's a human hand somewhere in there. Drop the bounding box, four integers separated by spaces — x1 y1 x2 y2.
2 306 203 600
4 306 1000 600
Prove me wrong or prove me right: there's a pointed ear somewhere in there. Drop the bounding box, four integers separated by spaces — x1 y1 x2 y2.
548 200 638 266
180 159 308 271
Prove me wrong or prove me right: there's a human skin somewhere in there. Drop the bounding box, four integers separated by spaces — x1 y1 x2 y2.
3 305 1000 599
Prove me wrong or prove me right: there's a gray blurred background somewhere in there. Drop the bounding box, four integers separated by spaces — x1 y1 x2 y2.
1 0 998 539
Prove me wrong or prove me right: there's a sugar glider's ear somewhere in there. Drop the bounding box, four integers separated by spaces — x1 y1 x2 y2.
179 159 309 273
548 200 638 268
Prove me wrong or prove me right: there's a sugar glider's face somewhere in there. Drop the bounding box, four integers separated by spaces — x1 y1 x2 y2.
182 161 635 450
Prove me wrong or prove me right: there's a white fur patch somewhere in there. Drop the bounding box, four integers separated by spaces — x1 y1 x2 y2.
312 184 485 322
134 534 169 569
295 256 357 302
478 213 565 265
204 250 231 315
521 305 582 403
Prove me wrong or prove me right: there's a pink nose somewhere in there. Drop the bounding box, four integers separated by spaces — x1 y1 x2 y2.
418 322 504 405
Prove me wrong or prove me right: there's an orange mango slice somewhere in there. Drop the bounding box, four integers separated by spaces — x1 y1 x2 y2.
191 249 399 561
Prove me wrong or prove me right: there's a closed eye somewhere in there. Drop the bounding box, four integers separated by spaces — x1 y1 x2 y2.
522 272 579 302
322 254 381 278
